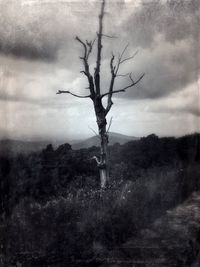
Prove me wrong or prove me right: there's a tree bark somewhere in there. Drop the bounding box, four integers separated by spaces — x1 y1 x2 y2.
94 97 109 188
99 122 109 188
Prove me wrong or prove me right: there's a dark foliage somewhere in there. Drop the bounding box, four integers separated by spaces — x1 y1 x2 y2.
0 133 200 266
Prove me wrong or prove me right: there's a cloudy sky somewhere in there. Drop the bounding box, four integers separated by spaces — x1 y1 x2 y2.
0 0 199 141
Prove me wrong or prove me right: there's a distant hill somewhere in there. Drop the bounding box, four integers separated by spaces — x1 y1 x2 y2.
0 133 139 155
72 132 139 150
0 139 49 156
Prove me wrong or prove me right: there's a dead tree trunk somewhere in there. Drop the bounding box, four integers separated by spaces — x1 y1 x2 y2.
57 0 144 188
94 96 109 187
98 119 108 188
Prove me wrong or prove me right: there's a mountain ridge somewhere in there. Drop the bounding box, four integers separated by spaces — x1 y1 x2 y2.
72 132 139 150
0 132 139 154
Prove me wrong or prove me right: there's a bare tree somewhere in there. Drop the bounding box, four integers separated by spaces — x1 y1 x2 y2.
57 0 144 188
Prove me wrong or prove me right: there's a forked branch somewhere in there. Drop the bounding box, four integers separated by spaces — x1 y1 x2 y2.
86 39 96 59
75 36 95 98
120 50 138 65
104 46 140 115
102 73 145 98
76 36 87 57
115 44 138 76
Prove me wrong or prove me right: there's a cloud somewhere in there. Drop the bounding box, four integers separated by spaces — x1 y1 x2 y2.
0 55 90 110
0 0 199 140
0 39 59 62
149 82 200 117
0 0 133 62
123 0 200 47
0 1 111 61
0 1 81 61
0 1 62 61
110 0 200 100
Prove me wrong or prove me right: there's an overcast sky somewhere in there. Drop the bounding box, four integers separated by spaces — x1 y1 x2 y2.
0 0 199 141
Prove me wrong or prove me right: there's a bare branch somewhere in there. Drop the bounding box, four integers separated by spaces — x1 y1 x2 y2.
129 72 134 83
104 53 116 114
80 70 87 76
106 116 113 134
114 46 138 76
120 43 129 59
102 73 145 98
110 53 115 74
75 36 87 58
75 36 95 98
114 44 129 75
120 50 138 65
56 90 91 99
86 38 96 59
92 156 101 166
102 34 118 39
103 89 126 97
88 126 100 139
116 73 130 77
